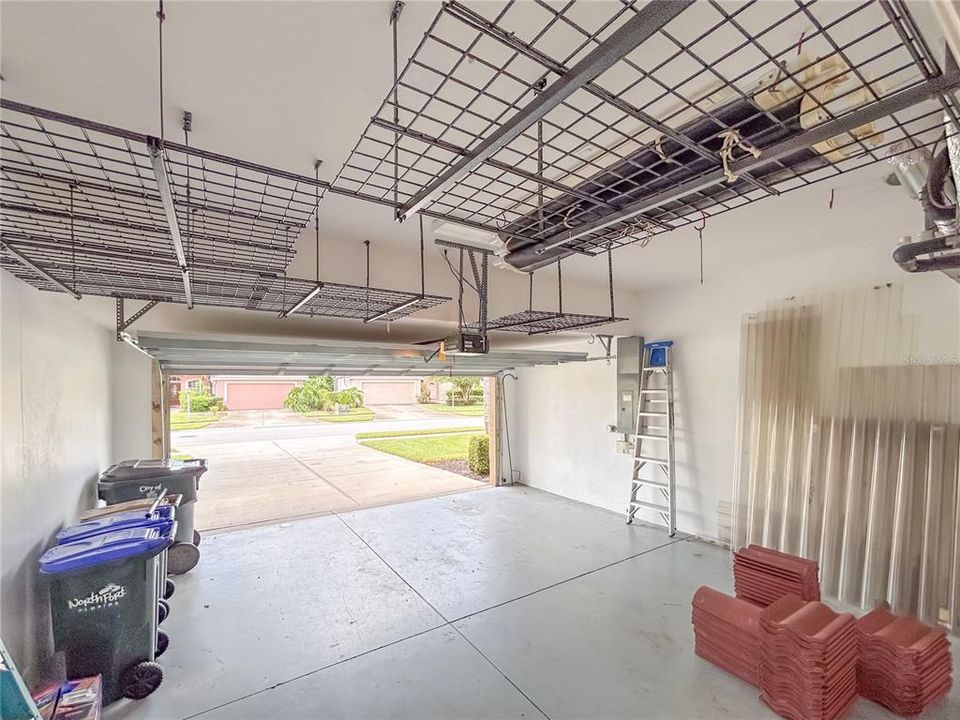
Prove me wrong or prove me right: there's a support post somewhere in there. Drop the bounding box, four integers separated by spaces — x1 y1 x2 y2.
147 136 194 308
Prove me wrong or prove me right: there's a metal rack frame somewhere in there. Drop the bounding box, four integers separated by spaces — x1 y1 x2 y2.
4 0 960 326
330 0 960 267
0 99 449 323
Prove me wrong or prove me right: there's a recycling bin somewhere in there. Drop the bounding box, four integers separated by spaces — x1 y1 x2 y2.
39 526 173 704
57 506 177 609
98 459 207 574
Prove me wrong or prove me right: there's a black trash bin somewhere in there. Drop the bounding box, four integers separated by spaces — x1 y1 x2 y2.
57 505 176 622
98 459 207 574
39 526 174 704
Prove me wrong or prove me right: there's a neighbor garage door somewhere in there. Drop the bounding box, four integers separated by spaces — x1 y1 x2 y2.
360 381 415 405
223 382 297 410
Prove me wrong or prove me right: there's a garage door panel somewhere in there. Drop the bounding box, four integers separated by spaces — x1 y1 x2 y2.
361 381 415 405
225 383 296 410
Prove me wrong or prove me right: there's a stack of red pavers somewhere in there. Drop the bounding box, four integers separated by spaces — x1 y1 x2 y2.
856 607 952 715
734 544 820 606
759 594 858 720
692 586 762 686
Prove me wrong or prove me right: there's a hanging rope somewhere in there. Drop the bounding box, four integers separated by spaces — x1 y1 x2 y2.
718 129 761 183
618 218 655 248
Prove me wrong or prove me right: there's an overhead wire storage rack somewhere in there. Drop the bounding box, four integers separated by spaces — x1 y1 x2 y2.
0 99 449 322
330 0 960 272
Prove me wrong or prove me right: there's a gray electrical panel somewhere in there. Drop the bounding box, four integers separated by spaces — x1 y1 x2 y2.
616 336 644 434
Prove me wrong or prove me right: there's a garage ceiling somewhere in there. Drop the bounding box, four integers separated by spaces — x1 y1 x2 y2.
138 332 589 377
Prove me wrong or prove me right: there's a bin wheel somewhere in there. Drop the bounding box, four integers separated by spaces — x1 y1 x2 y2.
158 599 170 624
156 631 169 658
120 661 164 700
193 529 202 546
167 542 201 575
163 578 176 600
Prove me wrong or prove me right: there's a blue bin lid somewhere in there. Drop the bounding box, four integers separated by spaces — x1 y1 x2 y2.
40 527 170 574
56 507 174 545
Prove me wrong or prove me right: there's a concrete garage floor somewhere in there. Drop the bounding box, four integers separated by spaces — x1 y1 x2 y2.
104 487 958 720
189 436 486 531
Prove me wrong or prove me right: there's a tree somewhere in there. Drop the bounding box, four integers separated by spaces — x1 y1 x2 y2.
283 375 335 413
444 376 482 404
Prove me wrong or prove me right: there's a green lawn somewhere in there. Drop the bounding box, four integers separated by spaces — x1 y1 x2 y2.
304 406 375 423
355 426 480 440
422 402 485 417
360 432 481 463
170 410 221 431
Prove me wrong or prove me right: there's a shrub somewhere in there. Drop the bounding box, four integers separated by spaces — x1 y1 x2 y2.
178 388 225 412
334 387 364 408
283 375 341 413
468 434 490 476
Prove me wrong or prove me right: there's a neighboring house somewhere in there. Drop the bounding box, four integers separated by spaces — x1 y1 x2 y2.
167 374 450 410
168 375 210 407
335 377 430 405
209 376 308 411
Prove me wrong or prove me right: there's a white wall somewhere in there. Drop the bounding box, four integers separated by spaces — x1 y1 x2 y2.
0 273 116 682
111 342 154 460
511 357 632 509
510 237 960 541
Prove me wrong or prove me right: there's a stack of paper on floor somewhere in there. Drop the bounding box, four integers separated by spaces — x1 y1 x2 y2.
759 594 858 720
691 586 762 686
734 545 820 607
856 607 952 715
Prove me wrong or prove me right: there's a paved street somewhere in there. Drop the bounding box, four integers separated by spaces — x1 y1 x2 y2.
174 410 484 447
176 412 487 532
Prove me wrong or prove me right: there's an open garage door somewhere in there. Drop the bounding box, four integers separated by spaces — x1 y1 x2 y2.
139 333 590 532
136 333 589 376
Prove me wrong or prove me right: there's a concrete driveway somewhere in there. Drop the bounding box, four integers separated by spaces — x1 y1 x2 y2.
183 431 487 532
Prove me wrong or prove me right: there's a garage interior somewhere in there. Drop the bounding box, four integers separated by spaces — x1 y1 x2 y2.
2 1 960 718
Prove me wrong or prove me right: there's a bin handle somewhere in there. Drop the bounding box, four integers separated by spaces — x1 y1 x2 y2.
146 488 168 518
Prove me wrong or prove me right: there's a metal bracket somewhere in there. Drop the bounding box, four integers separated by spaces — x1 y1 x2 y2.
116 297 160 341
434 238 490 334
1 240 82 299
147 136 194 308
597 335 614 358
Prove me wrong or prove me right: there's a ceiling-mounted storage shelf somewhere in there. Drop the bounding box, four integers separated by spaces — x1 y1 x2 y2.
0 100 449 321
486 309 626 335
330 0 960 271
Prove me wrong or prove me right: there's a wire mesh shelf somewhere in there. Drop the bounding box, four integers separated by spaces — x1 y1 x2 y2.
485 309 626 335
0 99 450 321
0 100 319 274
331 0 960 266
0 236 448 321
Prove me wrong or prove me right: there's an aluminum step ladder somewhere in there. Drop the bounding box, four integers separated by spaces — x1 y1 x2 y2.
627 340 676 536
